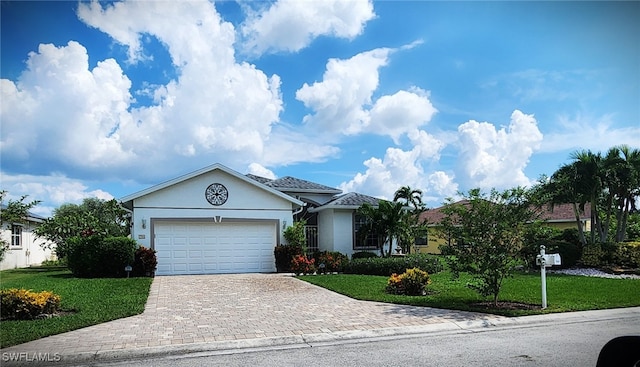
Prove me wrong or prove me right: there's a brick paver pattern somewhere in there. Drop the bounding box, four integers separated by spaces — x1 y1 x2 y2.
1 274 504 355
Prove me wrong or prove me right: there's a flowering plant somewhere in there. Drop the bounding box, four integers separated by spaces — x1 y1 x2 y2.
385 267 431 296
290 255 316 275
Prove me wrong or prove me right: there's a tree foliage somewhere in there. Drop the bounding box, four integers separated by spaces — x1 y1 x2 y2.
0 191 41 262
357 200 408 257
439 188 537 305
532 145 640 244
283 220 307 254
34 198 130 258
357 187 429 257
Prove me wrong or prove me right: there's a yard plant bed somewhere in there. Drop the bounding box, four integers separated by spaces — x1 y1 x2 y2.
298 271 640 317
0 267 153 348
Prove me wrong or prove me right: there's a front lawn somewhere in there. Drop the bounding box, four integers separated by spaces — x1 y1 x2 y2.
298 271 640 317
0 267 153 348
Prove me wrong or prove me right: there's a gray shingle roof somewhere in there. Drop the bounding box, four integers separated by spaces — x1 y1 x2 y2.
307 192 389 213
252 176 341 193
245 174 273 184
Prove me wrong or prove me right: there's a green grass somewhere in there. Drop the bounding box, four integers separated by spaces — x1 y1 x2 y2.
0 267 153 348
299 271 640 317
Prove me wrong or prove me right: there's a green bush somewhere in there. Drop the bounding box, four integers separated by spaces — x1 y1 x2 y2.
66 235 136 278
274 244 303 272
351 251 379 259
612 242 640 268
386 268 432 296
343 254 443 276
580 244 606 267
132 246 158 277
0 288 61 320
546 240 581 269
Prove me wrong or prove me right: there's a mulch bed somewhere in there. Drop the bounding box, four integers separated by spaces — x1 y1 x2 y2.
470 301 542 311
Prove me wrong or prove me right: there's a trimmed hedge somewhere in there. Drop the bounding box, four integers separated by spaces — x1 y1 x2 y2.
66 235 137 278
351 251 379 259
580 242 640 269
343 254 444 276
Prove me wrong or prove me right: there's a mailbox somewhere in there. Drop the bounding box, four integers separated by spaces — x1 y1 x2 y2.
536 253 561 267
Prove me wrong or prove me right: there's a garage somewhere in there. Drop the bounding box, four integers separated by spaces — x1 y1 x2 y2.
119 163 303 275
153 220 277 275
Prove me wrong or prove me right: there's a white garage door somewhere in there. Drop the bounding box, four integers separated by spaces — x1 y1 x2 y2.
154 221 277 275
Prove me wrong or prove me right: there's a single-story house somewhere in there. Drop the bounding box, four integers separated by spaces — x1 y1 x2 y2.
0 207 56 270
120 163 386 275
415 201 592 254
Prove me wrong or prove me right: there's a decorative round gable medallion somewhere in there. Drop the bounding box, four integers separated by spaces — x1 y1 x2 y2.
205 183 228 206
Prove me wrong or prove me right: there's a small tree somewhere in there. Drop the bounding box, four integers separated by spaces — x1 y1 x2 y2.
439 188 537 306
0 191 41 262
34 198 130 258
283 220 307 254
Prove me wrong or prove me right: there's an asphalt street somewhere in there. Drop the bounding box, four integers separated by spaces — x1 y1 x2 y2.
88 312 639 367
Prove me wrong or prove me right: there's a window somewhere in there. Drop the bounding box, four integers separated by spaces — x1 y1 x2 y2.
11 225 22 248
353 214 379 250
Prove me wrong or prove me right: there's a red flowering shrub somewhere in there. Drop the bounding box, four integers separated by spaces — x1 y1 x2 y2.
315 251 348 274
290 255 316 275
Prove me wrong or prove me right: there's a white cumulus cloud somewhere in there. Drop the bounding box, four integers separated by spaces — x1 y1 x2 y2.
338 144 456 207
240 0 375 55
247 163 277 180
456 110 543 189
0 172 113 218
296 47 437 141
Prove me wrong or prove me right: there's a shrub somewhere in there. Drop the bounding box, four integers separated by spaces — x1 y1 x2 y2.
132 246 158 277
66 235 137 278
385 268 431 296
283 221 307 253
545 240 581 269
343 254 443 276
290 255 316 275
314 251 348 273
274 244 303 272
351 251 379 259
580 244 606 267
1 288 61 320
612 242 640 268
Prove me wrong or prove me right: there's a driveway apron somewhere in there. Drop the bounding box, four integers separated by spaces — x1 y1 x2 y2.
1 274 505 356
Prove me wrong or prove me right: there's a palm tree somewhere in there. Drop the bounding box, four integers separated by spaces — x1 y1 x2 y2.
357 201 409 257
393 186 424 212
570 149 604 244
543 163 588 246
612 145 640 241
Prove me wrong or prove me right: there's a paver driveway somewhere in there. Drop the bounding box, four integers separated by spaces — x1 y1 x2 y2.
1 274 505 356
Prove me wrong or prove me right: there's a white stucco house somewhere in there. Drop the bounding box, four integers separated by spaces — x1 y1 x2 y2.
120 163 386 276
0 207 56 270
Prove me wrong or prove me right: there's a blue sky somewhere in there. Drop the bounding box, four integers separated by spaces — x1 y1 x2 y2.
1 0 639 217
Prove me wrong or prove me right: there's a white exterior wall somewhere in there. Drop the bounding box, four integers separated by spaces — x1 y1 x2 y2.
331 209 355 256
1 223 55 270
317 209 334 252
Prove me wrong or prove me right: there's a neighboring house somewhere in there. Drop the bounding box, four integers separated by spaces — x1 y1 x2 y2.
120 163 386 276
0 207 56 270
415 201 592 254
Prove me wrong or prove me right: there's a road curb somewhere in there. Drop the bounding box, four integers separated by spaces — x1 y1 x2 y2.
3 307 638 366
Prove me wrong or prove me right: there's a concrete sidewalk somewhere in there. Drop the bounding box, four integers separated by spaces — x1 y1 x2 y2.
1 274 638 366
